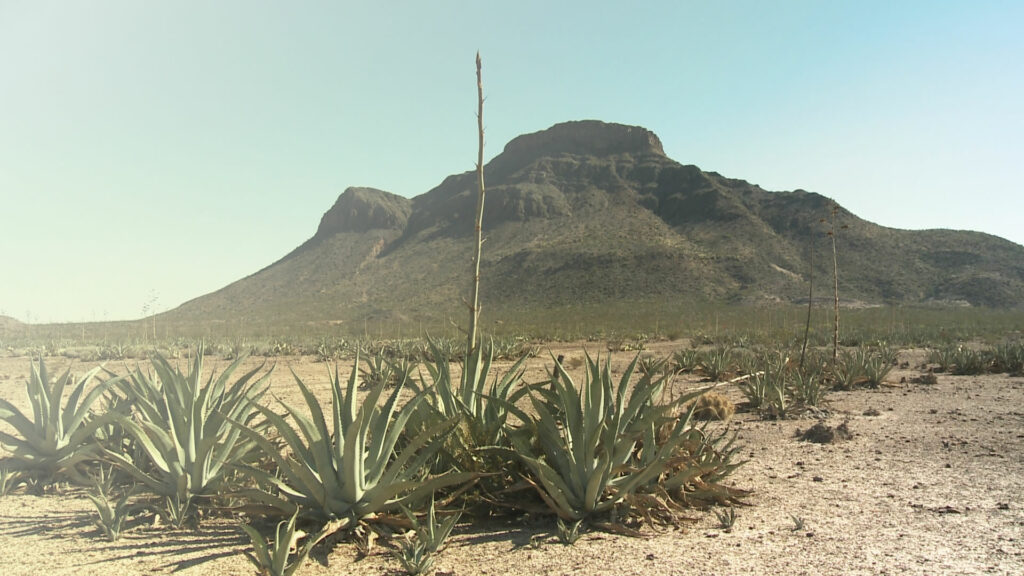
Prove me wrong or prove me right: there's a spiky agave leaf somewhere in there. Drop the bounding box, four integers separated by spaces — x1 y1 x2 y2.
0 359 121 483
241 511 344 576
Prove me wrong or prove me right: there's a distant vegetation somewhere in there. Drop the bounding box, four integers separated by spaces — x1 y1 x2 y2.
4 303 1021 360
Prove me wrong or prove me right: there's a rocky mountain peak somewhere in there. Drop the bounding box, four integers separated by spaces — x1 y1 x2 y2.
313 187 412 238
490 120 665 174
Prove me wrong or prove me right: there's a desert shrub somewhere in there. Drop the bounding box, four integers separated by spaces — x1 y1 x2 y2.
950 346 988 375
671 348 700 373
990 341 1024 376
689 391 735 421
789 367 826 408
832 349 869 390
862 345 896 388
699 345 734 381
927 345 956 372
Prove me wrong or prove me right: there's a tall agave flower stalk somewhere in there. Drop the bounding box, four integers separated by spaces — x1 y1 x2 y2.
467 51 486 354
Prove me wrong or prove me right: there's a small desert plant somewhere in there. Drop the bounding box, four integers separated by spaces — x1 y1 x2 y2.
764 371 792 419
739 351 787 409
672 348 701 373
0 466 26 496
927 345 956 372
392 497 461 575
0 359 121 484
789 514 806 531
555 518 583 545
393 536 435 576
714 506 736 531
402 497 461 555
360 349 396 388
862 346 896 387
689 391 735 421
241 511 341 576
738 371 770 409
832 349 869 390
87 487 136 542
789 367 826 408
700 345 734 381
414 338 530 462
638 355 669 377
950 346 988 375
991 341 1024 376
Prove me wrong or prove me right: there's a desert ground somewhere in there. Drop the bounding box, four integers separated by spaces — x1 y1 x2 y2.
0 342 1021 576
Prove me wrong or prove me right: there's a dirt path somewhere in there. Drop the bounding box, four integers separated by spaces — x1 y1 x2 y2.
0 347 1021 575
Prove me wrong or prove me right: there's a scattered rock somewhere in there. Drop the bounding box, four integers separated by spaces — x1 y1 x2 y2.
912 373 939 385
863 408 881 417
798 421 853 443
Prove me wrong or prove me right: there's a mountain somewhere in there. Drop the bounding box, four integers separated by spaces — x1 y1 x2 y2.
0 315 23 328
167 120 1024 330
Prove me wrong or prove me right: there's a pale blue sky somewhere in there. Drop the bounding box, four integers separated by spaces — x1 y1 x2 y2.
1 1 1021 323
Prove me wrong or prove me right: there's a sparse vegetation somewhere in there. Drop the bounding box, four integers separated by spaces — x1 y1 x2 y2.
715 506 737 531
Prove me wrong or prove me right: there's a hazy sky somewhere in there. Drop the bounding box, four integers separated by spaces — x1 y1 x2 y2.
1 1 1021 323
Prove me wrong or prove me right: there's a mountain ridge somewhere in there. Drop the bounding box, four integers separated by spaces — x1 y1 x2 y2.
167 120 1024 328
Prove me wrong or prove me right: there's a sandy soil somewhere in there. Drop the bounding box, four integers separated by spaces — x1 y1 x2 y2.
0 344 1021 575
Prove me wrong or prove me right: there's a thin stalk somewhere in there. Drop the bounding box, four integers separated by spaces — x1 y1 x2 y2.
799 235 813 370
467 52 486 354
829 204 840 364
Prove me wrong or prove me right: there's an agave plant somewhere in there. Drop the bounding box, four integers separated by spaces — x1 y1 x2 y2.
233 353 473 527
417 338 530 451
87 487 136 542
400 496 462 555
508 354 701 522
0 359 121 483
104 347 271 525
241 511 342 576
700 345 734 381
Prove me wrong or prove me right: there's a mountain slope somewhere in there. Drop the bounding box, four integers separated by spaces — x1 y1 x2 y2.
168 120 1024 328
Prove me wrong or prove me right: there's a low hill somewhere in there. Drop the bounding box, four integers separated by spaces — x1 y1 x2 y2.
166 120 1024 330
